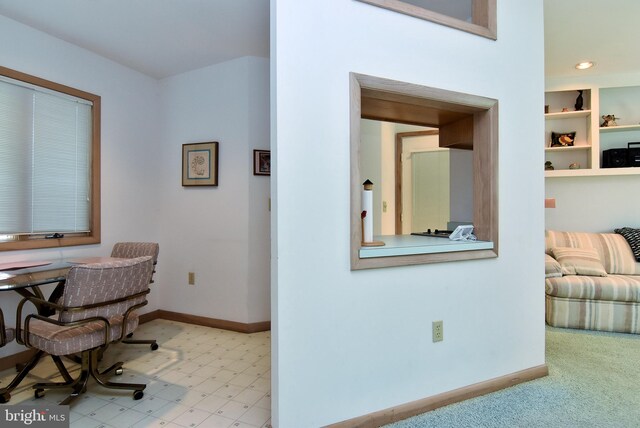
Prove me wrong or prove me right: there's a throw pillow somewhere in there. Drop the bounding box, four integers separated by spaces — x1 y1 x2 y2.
551 247 608 277
614 227 640 262
545 254 562 278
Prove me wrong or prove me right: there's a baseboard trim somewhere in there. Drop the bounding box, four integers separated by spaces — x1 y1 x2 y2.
0 348 38 373
326 364 549 428
149 310 271 333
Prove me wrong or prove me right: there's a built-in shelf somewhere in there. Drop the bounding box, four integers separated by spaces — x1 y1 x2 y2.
544 86 640 177
545 167 640 178
599 124 640 133
544 145 590 152
545 110 591 120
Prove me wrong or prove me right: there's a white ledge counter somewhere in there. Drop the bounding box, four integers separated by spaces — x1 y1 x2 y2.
359 234 494 258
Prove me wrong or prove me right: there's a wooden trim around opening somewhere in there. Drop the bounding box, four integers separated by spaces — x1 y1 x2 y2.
326 364 548 428
394 130 439 235
356 0 497 40
351 73 499 270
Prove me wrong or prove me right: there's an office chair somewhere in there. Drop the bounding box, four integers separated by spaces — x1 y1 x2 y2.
15 257 154 405
111 242 160 350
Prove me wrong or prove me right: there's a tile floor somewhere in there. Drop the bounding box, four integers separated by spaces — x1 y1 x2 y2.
0 320 271 428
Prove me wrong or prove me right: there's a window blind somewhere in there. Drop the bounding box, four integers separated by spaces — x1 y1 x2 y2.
0 78 92 236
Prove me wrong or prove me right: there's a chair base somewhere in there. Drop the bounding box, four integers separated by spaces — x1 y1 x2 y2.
0 351 73 404
33 348 145 406
123 336 159 351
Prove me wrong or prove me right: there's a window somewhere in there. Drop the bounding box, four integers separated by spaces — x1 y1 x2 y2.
350 73 498 270
357 0 496 40
0 66 100 251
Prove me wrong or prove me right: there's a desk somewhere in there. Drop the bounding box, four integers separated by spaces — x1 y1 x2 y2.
0 261 73 316
0 258 121 402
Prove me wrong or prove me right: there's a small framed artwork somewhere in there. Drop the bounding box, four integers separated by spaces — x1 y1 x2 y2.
253 149 271 176
182 141 219 186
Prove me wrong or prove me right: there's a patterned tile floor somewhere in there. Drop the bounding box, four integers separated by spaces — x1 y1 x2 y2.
0 320 272 428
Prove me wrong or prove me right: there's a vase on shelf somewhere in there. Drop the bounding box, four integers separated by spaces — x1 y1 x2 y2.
574 90 584 111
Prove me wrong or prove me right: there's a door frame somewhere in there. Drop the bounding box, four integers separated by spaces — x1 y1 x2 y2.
394 130 439 234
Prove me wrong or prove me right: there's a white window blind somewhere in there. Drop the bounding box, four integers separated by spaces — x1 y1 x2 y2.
0 78 92 236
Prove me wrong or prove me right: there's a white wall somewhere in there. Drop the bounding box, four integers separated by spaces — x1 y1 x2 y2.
272 1 545 427
157 57 271 323
0 15 162 357
546 72 640 232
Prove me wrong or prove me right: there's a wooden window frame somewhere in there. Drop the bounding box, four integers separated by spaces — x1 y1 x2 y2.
0 66 101 251
357 0 497 40
350 72 498 270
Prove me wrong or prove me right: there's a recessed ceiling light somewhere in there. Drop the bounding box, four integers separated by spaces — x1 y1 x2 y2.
575 61 595 70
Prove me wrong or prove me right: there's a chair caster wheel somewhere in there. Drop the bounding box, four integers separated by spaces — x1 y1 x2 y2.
150 343 159 351
34 389 45 399
0 391 11 403
115 368 124 376
133 390 144 400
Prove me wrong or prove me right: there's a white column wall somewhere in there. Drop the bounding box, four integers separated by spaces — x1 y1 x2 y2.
272 1 545 427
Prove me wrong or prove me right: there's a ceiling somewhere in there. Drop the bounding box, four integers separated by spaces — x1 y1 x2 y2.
0 1 637 80
544 0 640 79
0 0 269 79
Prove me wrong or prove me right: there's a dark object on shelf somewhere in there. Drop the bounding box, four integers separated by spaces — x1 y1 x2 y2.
628 142 640 167
575 90 584 111
545 161 554 170
550 131 575 147
602 148 628 168
601 114 619 127
411 229 453 238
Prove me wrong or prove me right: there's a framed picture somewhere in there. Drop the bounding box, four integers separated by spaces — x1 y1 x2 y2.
182 142 219 186
253 149 271 176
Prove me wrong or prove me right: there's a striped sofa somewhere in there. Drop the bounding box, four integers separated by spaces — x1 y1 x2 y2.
545 230 640 333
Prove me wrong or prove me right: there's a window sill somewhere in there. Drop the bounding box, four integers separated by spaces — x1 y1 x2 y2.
359 234 494 258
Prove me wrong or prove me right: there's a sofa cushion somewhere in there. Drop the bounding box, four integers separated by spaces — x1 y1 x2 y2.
546 274 640 303
551 247 607 277
545 254 562 278
546 230 640 275
615 227 640 262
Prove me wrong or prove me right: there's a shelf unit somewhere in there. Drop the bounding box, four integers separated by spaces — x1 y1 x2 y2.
544 85 640 178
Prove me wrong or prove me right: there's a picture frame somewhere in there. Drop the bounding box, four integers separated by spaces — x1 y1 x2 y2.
182 141 219 186
253 149 271 176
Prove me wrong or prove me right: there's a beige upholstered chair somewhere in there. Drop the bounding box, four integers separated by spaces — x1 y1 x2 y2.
0 309 15 396
111 242 160 350
15 257 154 405
0 308 15 347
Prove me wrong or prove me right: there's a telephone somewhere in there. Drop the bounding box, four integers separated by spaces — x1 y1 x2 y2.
449 225 476 241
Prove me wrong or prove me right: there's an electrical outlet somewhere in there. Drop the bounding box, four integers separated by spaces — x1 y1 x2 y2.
432 320 443 342
188 272 195 285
